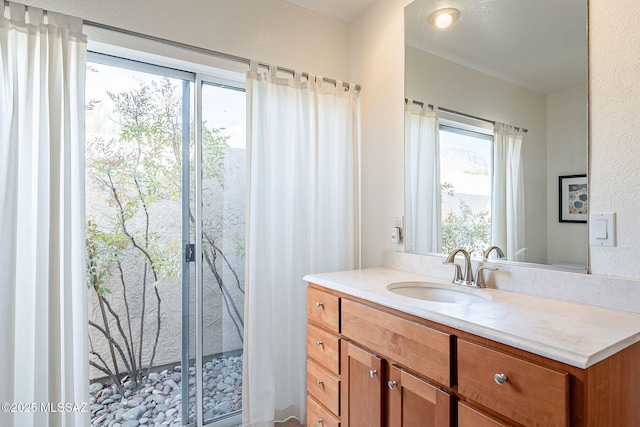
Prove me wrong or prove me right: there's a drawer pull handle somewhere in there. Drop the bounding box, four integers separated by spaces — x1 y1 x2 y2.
315 340 323 347
316 380 324 386
388 380 398 389
315 419 323 425
494 373 509 385
315 302 324 308
369 369 378 378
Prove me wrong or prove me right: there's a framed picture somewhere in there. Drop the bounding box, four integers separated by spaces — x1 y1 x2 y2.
559 174 588 223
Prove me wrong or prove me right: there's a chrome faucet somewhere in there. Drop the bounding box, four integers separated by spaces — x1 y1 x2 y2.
483 245 505 260
475 266 498 288
443 248 473 286
443 248 499 288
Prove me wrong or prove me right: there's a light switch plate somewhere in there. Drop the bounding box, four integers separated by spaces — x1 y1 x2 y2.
589 213 616 247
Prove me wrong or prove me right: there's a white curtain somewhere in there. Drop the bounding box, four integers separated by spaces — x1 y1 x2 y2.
0 3 88 427
491 123 525 261
243 63 358 426
404 102 441 254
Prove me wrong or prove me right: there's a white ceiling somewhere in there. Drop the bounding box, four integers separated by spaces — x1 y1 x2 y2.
406 0 588 94
288 0 587 94
285 0 377 23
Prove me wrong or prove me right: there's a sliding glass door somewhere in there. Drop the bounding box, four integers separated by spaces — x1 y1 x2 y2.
86 53 245 427
197 79 246 426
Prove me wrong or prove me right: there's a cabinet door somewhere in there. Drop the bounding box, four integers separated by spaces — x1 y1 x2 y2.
387 365 451 427
341 341 383 427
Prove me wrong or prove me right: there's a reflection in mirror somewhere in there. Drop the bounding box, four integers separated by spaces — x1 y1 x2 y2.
404 0 588 271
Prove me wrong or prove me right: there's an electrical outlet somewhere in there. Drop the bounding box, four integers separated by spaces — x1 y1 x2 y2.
393 216 404 229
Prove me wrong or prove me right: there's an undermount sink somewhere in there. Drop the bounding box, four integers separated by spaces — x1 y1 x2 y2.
386 281 492 304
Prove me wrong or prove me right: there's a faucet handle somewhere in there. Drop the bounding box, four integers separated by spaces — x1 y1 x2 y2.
475 266 498 288
442 261 463 283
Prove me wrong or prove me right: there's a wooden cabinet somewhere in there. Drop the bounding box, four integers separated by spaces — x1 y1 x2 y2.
458 340 569 427
306 283 640 427
307 287 342 426
308 286 340 331
387 365 451 427
458 402 512 427
341 299 451 387
339 296 452 427
341 340 384 427
308 396 340 427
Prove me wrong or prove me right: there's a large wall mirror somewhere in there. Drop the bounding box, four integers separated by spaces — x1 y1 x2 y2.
404 0 588 271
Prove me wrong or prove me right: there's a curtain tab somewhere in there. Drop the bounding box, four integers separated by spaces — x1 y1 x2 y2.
69 15 84 36
268 65 277 82
28 6 44 26
9 2 26 26
46 10 59 27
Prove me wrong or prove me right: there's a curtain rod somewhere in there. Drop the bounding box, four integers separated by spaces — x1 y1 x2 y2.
3 0 360 92
406 98 528 133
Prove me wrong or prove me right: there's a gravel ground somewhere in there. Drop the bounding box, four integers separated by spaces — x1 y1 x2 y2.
90 354 242 427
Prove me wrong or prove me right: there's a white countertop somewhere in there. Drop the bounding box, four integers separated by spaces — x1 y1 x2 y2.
303 267 640 368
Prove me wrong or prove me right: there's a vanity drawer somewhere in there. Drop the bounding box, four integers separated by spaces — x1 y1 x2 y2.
307 323 340 375
308 286 340 333
307 359 340 416
458 340 569 427
458 401 513 427
341 299 451 386
307 395 340 427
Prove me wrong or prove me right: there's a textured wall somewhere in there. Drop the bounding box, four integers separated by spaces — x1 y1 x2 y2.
87 149 246 380
589 0 640 278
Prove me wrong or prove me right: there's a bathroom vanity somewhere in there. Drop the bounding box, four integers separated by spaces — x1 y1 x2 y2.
304 268 640 427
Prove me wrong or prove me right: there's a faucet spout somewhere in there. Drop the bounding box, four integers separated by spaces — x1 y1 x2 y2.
484 245 505 260
445 248 473 284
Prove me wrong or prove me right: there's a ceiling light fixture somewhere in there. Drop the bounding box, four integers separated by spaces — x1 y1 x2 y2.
427 8 460 29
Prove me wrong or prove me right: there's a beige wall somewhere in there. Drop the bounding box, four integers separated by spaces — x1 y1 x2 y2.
18 0 350 82
349 0 409 268
546 85 589 266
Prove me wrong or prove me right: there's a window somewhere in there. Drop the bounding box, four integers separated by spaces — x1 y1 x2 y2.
439 121 493 257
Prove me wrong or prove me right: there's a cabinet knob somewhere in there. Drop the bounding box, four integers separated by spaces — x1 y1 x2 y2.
315 341 323 347
315 419 323 425
494 373 509 385
387 380 398 389
316 379 324 386
315 302 324 308
369 369 378 378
